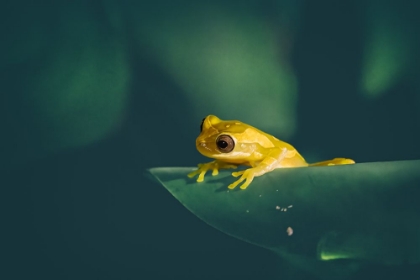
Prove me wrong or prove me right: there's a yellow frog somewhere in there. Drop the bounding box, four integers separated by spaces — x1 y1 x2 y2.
188 115 355 190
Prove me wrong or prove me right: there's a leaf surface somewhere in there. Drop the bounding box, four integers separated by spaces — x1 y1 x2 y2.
148 160 420 265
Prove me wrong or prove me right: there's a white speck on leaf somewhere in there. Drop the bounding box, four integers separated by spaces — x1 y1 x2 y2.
287 227 293 236
275 206 280 210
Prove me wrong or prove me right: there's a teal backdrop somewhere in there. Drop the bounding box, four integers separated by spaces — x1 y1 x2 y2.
2 1 420 279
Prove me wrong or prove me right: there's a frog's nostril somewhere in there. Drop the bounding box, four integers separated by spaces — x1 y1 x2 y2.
199 142 206 147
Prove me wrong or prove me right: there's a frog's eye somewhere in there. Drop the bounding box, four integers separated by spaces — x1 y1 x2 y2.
216 135 235 153
200 118 205 132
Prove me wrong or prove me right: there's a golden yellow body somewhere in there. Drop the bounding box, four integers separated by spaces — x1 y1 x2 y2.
188 115 355 190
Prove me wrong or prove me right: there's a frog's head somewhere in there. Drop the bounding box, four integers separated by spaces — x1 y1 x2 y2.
195 115 253 162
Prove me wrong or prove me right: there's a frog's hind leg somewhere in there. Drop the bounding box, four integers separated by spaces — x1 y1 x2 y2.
309 158 355 166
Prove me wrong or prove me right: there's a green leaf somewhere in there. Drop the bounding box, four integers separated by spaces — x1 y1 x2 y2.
147 160 420 267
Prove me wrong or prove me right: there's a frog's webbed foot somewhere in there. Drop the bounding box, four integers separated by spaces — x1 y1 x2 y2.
188 161 237 182
229 169 256 190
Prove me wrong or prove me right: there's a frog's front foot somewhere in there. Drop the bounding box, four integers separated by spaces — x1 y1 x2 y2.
187 163 211 182
229 169 255 190
188 161 237 183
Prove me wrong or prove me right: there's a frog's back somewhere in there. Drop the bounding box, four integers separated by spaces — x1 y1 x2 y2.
264 131 308 167
216 118 307 166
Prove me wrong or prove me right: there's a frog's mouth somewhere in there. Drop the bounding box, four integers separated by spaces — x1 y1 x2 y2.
198 142 213 153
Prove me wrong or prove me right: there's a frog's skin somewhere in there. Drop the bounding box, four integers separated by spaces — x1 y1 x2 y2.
188 115 355 190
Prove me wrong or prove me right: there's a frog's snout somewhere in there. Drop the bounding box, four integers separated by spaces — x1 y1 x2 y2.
198 142 210 151
197 141 212 155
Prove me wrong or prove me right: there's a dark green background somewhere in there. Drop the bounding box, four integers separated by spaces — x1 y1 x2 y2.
2 1 420 279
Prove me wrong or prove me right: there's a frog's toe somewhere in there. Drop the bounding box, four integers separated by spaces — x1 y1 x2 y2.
232 170 245 177
230 169 255 189
187 170 199 178
212 168 219 176
228 176 245 189
197 171 207 182
239 174 255 189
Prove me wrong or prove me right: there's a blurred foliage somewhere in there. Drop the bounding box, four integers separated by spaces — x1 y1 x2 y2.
361 1 415 97
2 0 420 279
1 1 130 166
132 2 298 135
